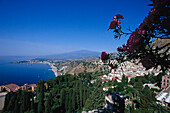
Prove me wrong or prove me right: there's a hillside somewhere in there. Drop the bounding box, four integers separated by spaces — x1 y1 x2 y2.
53 58 110 75
151 38 170 54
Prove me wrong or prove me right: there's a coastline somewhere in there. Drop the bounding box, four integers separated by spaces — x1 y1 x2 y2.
48 63 58 77
24 60 58 77
41 62 58 77
15 60 59 77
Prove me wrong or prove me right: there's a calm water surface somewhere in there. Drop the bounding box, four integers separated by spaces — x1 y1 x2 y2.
0 56 55 85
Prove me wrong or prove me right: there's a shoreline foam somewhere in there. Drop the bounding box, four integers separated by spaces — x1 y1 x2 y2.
36 62 58 77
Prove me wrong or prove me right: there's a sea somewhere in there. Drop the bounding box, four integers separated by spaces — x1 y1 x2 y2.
0 56 55 86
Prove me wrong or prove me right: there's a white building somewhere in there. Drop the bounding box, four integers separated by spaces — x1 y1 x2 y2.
0 92 7 110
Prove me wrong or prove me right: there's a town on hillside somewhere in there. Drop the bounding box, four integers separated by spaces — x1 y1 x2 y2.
0 55 170 113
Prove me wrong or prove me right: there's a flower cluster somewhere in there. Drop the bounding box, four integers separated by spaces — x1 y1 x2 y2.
113 14 124 19
117 45 127 52
139 0 169 35
100 51 116 69
107 14 123 31
100 51 110 63
126 28 145 54
117 46 123 52
107 0 170 70
101 52 107 60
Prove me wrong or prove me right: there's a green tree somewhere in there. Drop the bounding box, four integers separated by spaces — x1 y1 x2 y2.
60 88 66 112
7 92 18 112
13 98 20 113
20 91 31 113
45 93 53 113
79 81 83 108
140 86 156 108
129 78 135 86
68 89 72 113
37 80 45 113
38 93 44 113
65 92 69 112
85 80 104 111
134 79 143 92
130 103 135 113
114 83 124 92
46 78 55 90
122 74 126 83
149 102 170 113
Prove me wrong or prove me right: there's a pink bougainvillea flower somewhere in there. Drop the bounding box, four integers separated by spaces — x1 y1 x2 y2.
150 8 156 13
118 20 121 24
107 20 118 32
141 30 145 35
125 29 142 54
139 22 145 30
109 20 117 29
100 51 110 63
117 46 123 52
134 39 140 43
123 46 126 51
135 28 145 35
113 15 117 19
101 51 107 60
114 14 124 19
107 14 124 31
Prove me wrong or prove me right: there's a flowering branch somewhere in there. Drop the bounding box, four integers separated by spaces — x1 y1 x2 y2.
105 0 170 72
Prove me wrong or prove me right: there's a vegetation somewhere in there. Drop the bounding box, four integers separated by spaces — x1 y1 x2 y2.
106 73 170 113
107 0 170 72
2 72 105 113
2 90 34 113
103 0 170 111
2 0 170 113
84 80 104 111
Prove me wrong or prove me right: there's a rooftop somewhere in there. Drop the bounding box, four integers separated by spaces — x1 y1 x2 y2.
4 84 20 92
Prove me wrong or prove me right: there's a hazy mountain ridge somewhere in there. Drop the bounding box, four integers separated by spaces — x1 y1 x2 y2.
42 50 101 60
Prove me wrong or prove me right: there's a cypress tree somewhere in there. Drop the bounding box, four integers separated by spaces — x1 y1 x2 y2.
140 86 156 108
83 89 86 106
60 89 66 112
31 94 35 112
68 89 72 113
125 77 128 84
65 91 69 112
85 80 104 110
72 89 76 112
79 81 83 108
7 92 17 112
134 80 143 92
130 103 135 113
38 93 44 113
37 80 45 113
45 93 53 113
122 74 126 83
13 99 20 113
76 81 80 109
20 91 30 112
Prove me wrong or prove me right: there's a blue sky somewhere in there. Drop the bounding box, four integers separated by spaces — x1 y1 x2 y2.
0 0 152 56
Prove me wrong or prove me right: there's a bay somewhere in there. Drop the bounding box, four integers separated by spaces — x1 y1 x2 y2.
0 56 55 86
